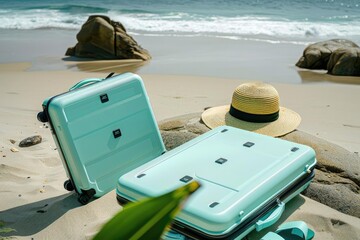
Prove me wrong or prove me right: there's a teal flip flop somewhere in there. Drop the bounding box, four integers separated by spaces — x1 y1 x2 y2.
261 221 315 240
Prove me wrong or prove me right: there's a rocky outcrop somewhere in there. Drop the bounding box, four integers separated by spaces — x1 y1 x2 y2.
158 113 360 218
66 15 151 60
327 47 360 76
159 114 210 150
296 39 358 70
281 131 360 217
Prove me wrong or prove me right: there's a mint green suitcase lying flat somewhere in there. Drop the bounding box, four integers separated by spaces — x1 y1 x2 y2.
116 126 316 239
38 73 165 204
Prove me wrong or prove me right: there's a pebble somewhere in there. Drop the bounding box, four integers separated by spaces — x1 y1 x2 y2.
10 147 19 152
19 135 42 147
9 139 16 144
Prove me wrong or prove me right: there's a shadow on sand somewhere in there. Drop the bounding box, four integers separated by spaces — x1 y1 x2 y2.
0 192 307 238
0 193 82 237
297 69 360 85
62 57 148 74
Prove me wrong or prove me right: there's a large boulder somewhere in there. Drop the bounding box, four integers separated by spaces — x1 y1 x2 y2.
281 130 360 217
66 15 151 60
327 47 360 76
296 39 358 70
159 113 360 218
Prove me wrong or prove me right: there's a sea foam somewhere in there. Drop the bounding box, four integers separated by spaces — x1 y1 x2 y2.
1 7 359 43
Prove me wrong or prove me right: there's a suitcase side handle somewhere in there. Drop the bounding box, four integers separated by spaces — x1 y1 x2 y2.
69 78 102 91
255 200 285 232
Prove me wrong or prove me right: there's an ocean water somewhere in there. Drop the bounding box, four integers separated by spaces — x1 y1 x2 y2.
1 0 360 82
1 0 360 44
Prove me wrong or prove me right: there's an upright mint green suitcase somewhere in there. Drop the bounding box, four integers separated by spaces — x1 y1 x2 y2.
116 126 316 239
37 73 165 204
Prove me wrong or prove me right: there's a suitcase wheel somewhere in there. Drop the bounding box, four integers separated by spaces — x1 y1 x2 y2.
37 111 48 123
63 179 74 191
78 189 96 205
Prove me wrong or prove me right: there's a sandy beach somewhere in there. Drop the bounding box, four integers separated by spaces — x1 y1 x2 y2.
1 29 360 239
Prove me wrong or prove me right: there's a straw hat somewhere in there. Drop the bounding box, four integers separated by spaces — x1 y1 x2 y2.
201 82 301 137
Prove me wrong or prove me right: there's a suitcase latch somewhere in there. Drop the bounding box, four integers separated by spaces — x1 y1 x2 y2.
304 164 312 174
243 142 255 148
113 129 122 138
215 158 227 164
100 94 109 103
180 175 193 183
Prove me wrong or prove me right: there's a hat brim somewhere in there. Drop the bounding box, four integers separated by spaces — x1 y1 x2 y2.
201 105 301 137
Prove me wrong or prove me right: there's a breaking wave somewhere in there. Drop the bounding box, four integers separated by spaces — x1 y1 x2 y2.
1 3 359 43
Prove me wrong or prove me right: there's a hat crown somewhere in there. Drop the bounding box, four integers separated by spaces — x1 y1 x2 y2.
231 82 280 115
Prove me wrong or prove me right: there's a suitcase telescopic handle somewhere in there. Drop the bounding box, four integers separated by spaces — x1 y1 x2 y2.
69 78 102 91
255 200 285 232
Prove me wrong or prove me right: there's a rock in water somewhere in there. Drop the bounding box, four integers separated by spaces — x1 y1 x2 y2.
66 15 151 60
327 47 360 76
296 39 358 70
19 135 42 147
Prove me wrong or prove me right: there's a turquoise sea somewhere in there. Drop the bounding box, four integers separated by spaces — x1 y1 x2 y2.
1 0 360 44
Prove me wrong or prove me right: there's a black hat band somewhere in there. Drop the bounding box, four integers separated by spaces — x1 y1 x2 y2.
229 105 279 123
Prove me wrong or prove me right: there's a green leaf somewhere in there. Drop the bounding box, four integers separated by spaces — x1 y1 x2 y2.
0 227 16 234
93 181 200 240
0 221 16 235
